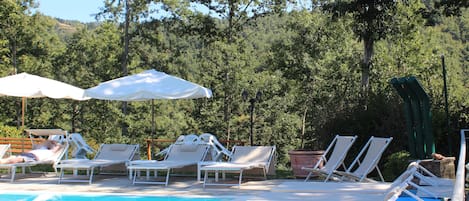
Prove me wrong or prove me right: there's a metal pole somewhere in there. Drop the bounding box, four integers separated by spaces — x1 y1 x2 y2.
441 55 452 155
21 97 25 127
152 99 155 137
249 99 254 146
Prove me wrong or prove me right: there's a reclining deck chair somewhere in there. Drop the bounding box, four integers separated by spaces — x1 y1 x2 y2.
302 135 357 182
127 143 210 186
200 145 276 188
279 161 436 201
336 136 393 182
0 142 69 182
56 143 138 184
68 133 95 159
406 161 454 199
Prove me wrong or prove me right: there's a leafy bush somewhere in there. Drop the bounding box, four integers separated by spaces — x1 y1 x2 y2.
383 150 412 181
0 124 24 137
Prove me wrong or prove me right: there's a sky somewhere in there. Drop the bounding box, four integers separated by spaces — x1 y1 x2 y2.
37 0 104 23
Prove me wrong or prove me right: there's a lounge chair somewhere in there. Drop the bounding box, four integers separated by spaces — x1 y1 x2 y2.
302 135 357 182
68 133 95 159
56 143 139 184
199 133 232 161
336 136 393 182
199 145 276 188
127 143 210 186
278 162 430 201
404 161 454 199
0 142 69 182
410 160 454 186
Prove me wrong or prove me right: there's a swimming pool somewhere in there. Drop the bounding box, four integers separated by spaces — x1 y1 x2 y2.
0 192 231 201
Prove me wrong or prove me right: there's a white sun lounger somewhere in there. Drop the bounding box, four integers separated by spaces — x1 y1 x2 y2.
335 136 393 182
200 145 276 188
278 162 434 201
127 143 210 186
402 161 454 199
302 135 357 182
0 142 69 182
56 143 139 184
68 133 95 159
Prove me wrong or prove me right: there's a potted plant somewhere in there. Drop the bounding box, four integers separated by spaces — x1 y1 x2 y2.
288 109 325 178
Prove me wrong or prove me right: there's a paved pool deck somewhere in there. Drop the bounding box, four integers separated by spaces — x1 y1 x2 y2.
0 173 396 200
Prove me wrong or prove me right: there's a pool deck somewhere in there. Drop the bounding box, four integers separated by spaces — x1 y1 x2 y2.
0 173 395 200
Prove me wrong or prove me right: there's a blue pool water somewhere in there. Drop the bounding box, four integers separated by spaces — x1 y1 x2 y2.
396 198 441 201
0 193 230 201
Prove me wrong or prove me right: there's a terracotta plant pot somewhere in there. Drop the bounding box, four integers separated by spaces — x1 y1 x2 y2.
288 150 324 178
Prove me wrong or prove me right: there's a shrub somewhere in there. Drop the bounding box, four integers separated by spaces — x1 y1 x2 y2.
382 150 412 181
0 124 23 137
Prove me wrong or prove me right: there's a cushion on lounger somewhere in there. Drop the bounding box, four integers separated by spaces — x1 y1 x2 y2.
179 144 199 152
109 144 129 151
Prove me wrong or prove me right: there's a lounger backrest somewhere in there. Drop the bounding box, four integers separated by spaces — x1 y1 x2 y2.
175 134 200 145
94 144 139 161
164 144 209 162
230 146 275 166
389 163 418 189
348 136 392 178
43 142 69 166
199 133 232 161
0 144 11 158
69 133 95 154
320 135 357 173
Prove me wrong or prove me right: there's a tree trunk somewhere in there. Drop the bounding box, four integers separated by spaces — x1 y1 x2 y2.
12 38 21 128
361 35 374 108
224 0 235 141
300 108 307 149
121 0 131 136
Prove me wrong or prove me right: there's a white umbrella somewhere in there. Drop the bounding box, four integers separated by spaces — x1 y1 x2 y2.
84 69 212 101
0 73 88 100
84 69 212 135
0 72 89 126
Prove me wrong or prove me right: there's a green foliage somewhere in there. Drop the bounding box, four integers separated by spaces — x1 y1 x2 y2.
382 151 412 181
0 1 467 172
0 124 23 137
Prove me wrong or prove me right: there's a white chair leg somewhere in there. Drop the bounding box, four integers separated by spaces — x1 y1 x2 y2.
164 169 170 186
10 167 16 182
203 170 209 188
238 170 243 188
132 168 137 185
89 168 95 184
197 163 201 182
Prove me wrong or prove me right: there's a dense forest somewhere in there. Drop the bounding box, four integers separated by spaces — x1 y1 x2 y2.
0 0 467 180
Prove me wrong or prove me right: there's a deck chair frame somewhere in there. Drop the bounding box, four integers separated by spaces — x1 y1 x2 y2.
0 144 10 159
127 143 210 186
338 136 393 182
200 145 276 188
0 142 69 182
302 135 357 182
56 144 139 184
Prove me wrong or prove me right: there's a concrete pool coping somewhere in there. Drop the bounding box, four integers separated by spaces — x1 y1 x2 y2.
0 173 399 200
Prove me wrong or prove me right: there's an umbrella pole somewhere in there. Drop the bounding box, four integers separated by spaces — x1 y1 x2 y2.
21 97 25 128
151 99 155 137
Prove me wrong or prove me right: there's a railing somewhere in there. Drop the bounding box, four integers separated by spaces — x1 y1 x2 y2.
145 138 245 160
0 137 45 154
452 129 467 201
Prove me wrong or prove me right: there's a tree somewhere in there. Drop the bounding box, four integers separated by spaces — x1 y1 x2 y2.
189 0 287 142
99 0 156 135
0 0 36 74
322 0 423 107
